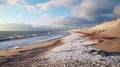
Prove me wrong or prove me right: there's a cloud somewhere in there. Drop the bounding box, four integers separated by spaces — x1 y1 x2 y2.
113 5 120 17
6 0 79 13
0 0 6 4
0 23 56 31
32 17 94 29
24 13 53 28
24 14 118 29
18 14 23 19
0 0 7 7
25 0 79 13
72 0 120 19
0 23 34 31
5 0 120 17
48 0 78 8
0 16 102 31
36 3 50 12
24 5 37 12
23 15 92 29
7 0 17 6
0 5 2 8
49 17 82 27
2 0 120 30
7 0 26 7
36 0 80 12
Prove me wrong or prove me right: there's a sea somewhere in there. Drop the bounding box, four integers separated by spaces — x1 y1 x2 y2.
0 31 67 49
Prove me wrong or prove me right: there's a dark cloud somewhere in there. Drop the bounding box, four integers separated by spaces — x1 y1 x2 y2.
49 17 96 29
49 15 118 29
48 0 120 29
72 0 119 18
65 0 120 28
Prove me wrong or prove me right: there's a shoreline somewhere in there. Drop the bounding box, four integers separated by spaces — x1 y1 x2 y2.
0 37 64 66
0 32 67 50
34 32 120 67
0 31 120 67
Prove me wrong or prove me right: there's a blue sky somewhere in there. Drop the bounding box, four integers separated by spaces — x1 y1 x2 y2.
26 0 50 5
0 0 73 23
0 0 120 31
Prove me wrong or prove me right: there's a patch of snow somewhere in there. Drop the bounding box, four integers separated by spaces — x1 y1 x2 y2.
43 33 120 66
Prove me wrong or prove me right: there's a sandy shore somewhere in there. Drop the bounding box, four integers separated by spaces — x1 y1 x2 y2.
34 32 119 67
92 38 120 52
70 30 120 52
0 31 120 67
0 38 63 67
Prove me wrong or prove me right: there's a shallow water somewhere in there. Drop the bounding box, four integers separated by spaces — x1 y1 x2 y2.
0 31 66 49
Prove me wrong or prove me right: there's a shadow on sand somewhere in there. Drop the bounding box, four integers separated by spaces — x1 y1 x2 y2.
108 52 120 56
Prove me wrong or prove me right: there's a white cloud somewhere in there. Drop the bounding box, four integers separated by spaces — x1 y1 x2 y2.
7 0 26 7
26 0 79 13
25 13 52 27
25 5 36 12
36 3 50 12
7 0 17 6
6 0 79 13
0 5 2 8
72 0 119 19
18 14 23 19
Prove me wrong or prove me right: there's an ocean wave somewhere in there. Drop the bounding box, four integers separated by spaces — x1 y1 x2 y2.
0 31 67 49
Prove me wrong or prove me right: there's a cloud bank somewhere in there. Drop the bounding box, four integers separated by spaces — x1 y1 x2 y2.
47 0 120 28
1 0 120 30
72 0 120 19
0 23 60 31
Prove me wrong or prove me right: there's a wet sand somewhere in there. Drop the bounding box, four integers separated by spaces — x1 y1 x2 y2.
0 38 63 67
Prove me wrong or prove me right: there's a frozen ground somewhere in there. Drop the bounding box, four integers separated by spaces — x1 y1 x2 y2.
38 33 120 67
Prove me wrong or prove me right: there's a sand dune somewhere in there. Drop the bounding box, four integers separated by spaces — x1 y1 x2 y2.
88 18 120 37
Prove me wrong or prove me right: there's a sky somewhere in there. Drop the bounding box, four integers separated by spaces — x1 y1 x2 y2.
0 0 120 31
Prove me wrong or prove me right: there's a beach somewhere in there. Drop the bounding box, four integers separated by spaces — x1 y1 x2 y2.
0 31 120 67
1 0 120 66
0 38 63 67
37 32 119 67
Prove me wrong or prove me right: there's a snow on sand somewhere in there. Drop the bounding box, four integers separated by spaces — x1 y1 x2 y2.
41 33 120 66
